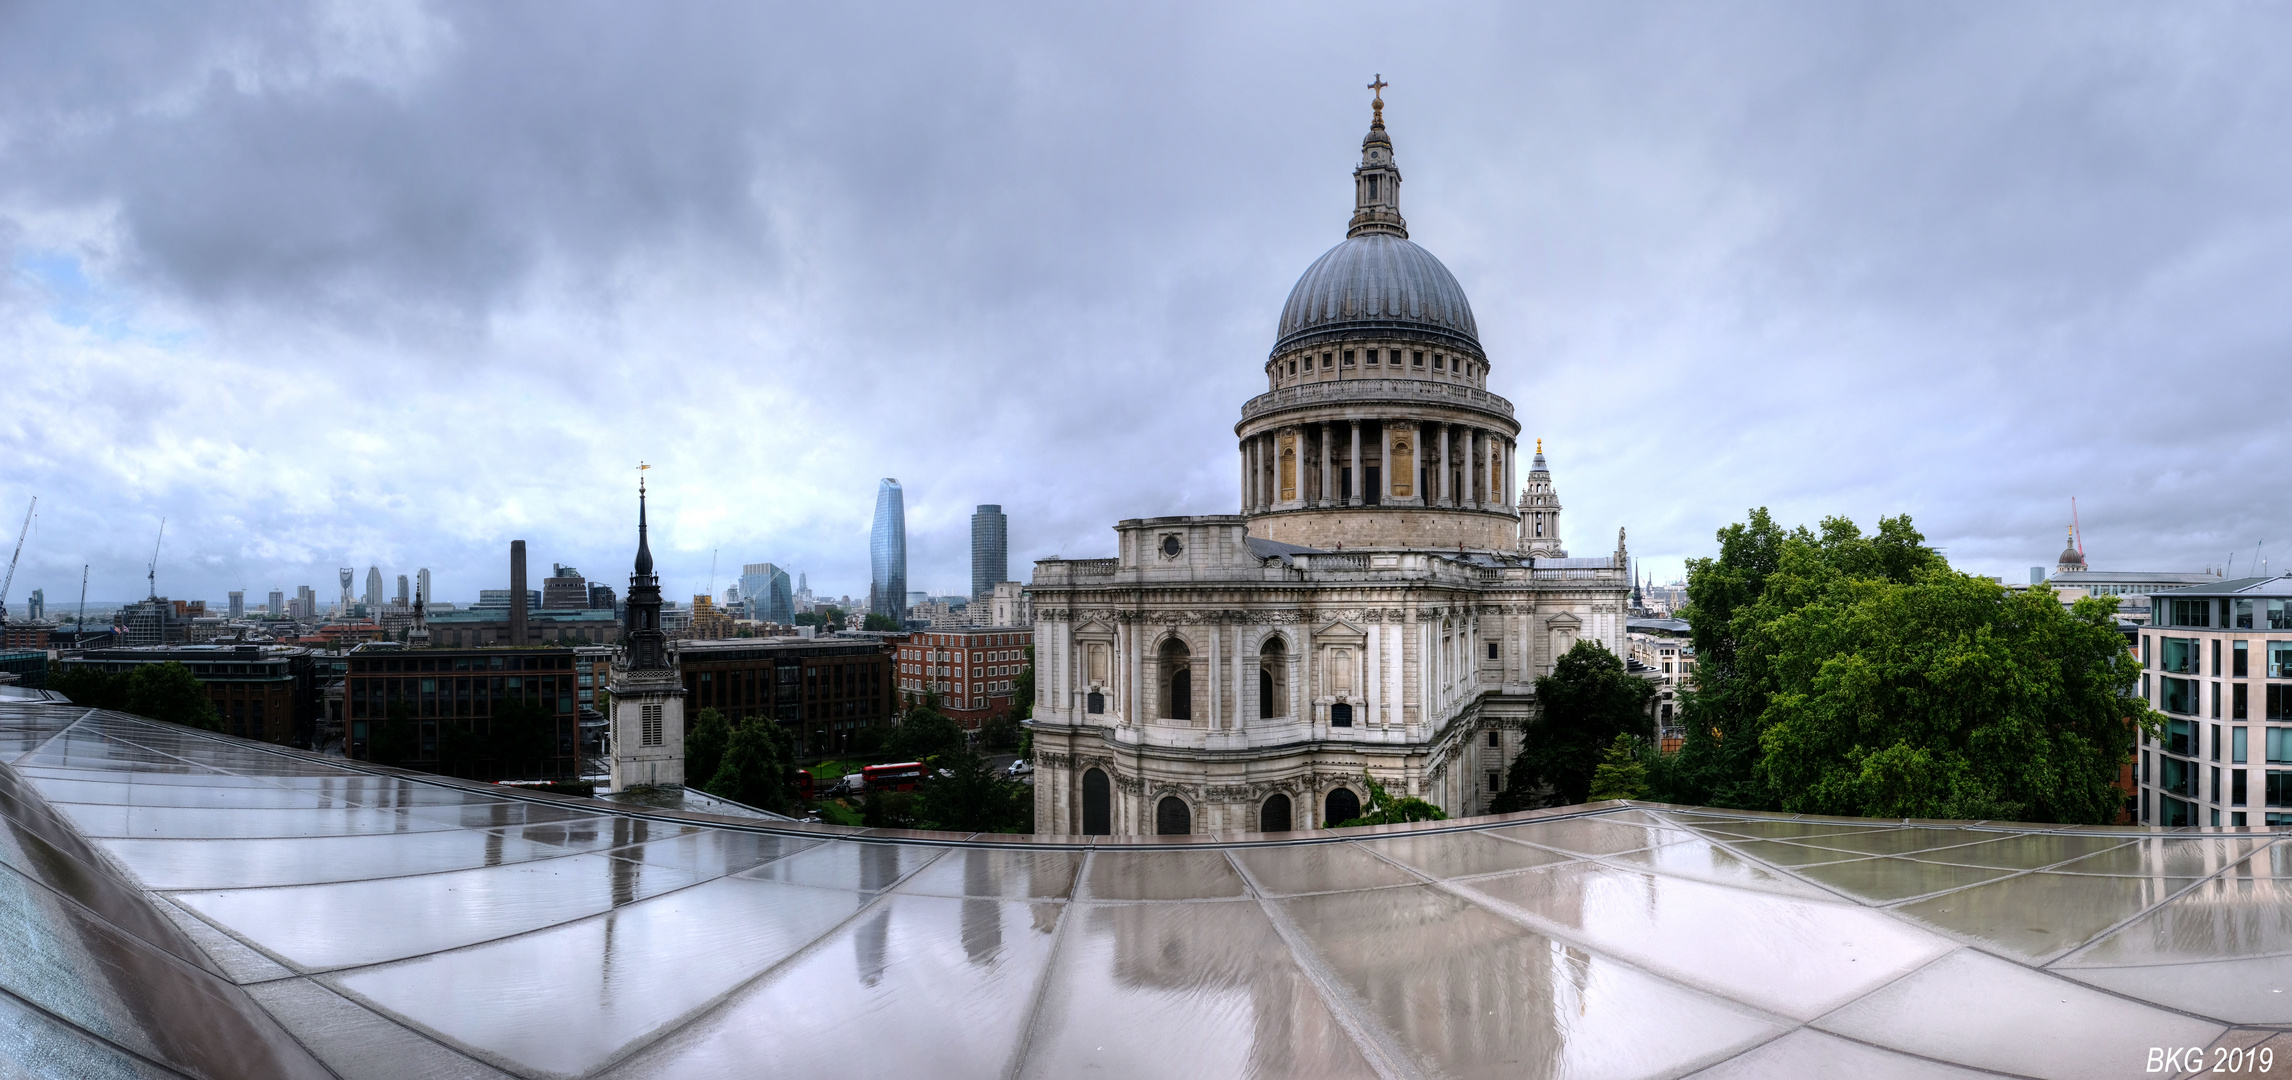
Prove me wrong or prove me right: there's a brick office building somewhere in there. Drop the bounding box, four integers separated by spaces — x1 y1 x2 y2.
676 637 895 758
894 626 1033 729
342 647 580 779
60 645 320 746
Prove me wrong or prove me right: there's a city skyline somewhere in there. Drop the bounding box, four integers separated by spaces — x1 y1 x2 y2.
9 5 2292 608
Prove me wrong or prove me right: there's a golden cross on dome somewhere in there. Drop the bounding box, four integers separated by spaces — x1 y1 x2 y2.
1368 74 1388 124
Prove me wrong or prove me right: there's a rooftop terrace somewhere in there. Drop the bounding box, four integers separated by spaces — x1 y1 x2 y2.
0 700 2284 1078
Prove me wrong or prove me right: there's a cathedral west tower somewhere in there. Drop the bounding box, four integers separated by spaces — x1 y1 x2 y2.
1027 84 1631 836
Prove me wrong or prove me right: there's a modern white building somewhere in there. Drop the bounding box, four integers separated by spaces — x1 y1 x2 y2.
1027 91 1632 836
2137 576 2292 827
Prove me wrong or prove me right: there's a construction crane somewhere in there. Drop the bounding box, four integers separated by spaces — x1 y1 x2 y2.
77 565 88 637
147 518 166 600
0 496 31 634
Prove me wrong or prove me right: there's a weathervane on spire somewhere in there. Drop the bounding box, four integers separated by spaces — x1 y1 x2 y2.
1368 74 1388 126
637 460 650 495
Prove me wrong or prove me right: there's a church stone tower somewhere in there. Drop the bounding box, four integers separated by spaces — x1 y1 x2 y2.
609 475 685 791
1519 440 1565 557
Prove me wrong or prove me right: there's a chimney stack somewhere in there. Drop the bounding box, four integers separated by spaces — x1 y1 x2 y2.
509 540 529 645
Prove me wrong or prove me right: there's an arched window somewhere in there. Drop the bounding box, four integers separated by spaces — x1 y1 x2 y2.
1324 787 1361 827
1260 793 1293 833
1258 637 1286 718
1082 769 1110 836
1156 796 1191 835
1330 702 1353 727
1086 690 1104 714
1160 638 1192 721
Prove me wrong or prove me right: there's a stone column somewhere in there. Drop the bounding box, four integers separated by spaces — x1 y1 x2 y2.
1463 429 1477 510
1348 420 1363 506
1319 423 1334 508
1438 426 1451 506
1379 422 1392 504
1243 439 1256 512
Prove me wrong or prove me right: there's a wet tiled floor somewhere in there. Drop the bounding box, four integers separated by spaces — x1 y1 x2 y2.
2 702 2284 1079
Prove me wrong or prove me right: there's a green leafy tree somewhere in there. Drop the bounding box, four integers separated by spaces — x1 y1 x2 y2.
1332 773 1447 827
125 662 223 731
1586 734 1650 801
706 718 797 812
862 789 919 829
883 702 968 763
686 707 731 787
49 667 129 711
1010 647 1034 722
861 613 902 632
915 748 1032 832
1651 509 2152 823
978 711 1022 750
1493 640 1654 811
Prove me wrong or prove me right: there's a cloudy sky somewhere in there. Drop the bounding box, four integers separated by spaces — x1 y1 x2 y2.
5 2 2290 609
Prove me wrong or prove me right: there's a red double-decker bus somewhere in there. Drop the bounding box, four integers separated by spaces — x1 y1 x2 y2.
861 762 927 793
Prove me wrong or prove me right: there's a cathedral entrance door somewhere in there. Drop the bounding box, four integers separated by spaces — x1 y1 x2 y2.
1325 787 1361 827
1260 794 1292 832
1082 768 1110 835
1156 796 1192 835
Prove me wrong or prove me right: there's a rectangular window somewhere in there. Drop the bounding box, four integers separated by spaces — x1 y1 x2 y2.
2233 811 2248 826
1413 350 1424 366
1343 350 1355 365
2271 771 2291 808
2273 600 2292 630
2235 726 2249 763
2238 599 2254 629
1487 642 1499 660
1488 772 1501 792
1366 350 1378 365
2271 727 2289 764
2160 637 2199 674
2161 677 2198 716
641 704 664 746
2233 768 2248 806
2214 682 2223 719
2235 640 2250 677
1434 356 1445 370
2169 598 2212 628
1487 730 1499 747
2213 723 2223 760
2271 641 2292 678
2214 639 2223 676
2142 635 2151 667
2275 686 2292 721
2160 794 2194 826
2168 716 2194 755
2212 765 2222 801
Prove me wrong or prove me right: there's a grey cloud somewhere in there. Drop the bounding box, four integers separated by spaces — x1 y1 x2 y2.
4 1 2292 605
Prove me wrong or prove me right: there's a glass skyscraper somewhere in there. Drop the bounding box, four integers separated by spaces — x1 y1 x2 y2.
870 478 907 619
739 562 795 624
971 503 1007 601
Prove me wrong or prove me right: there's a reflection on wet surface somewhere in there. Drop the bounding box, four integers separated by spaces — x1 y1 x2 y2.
2 703 2289 1080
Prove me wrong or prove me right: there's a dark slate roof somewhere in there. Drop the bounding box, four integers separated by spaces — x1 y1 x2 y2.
1275 234 1479 354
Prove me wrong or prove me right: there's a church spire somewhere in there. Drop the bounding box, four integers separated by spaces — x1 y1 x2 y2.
634 470 654 577
1348 74 1408 239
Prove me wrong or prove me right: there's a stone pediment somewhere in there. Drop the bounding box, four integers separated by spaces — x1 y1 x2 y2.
1312 618 1368 645
1543 610 1582 629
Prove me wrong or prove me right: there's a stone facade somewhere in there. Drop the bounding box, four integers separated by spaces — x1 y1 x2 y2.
1029 93 1630 835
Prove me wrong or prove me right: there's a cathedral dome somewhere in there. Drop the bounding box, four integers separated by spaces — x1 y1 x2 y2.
1274 233 1480 354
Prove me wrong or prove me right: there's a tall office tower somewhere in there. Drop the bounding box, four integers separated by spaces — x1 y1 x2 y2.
509 541 529 644
338 569 355 617
364 566 384 610
26 589 43 621
227 591 243 620
869 478 907 620
739 563 795 624
588 583 617 610
268 590 285 618
970 504 1008 602
416 569 432 610
296 586 316 620
395 575 410 605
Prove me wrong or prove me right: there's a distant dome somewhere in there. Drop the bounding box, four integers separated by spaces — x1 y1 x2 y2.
2058 546 2084 567
1274 234 1479 354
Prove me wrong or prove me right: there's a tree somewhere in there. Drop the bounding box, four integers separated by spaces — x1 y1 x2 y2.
125 662 223 731
686 707 730 788
1010 647 1034 722
1331 773 1447 827
706 717 797 812
978 711 1022 750
48 666 129 711
861 613 902 632
883 702 967 763
1650 509 2153 823
1586 734 1649 801
1493 640 1654 811
915 748 1032 831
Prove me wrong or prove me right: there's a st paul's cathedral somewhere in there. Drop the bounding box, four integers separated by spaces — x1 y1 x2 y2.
1027 86 1634 835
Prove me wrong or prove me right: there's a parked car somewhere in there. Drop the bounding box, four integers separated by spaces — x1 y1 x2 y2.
1005 760 1034 778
